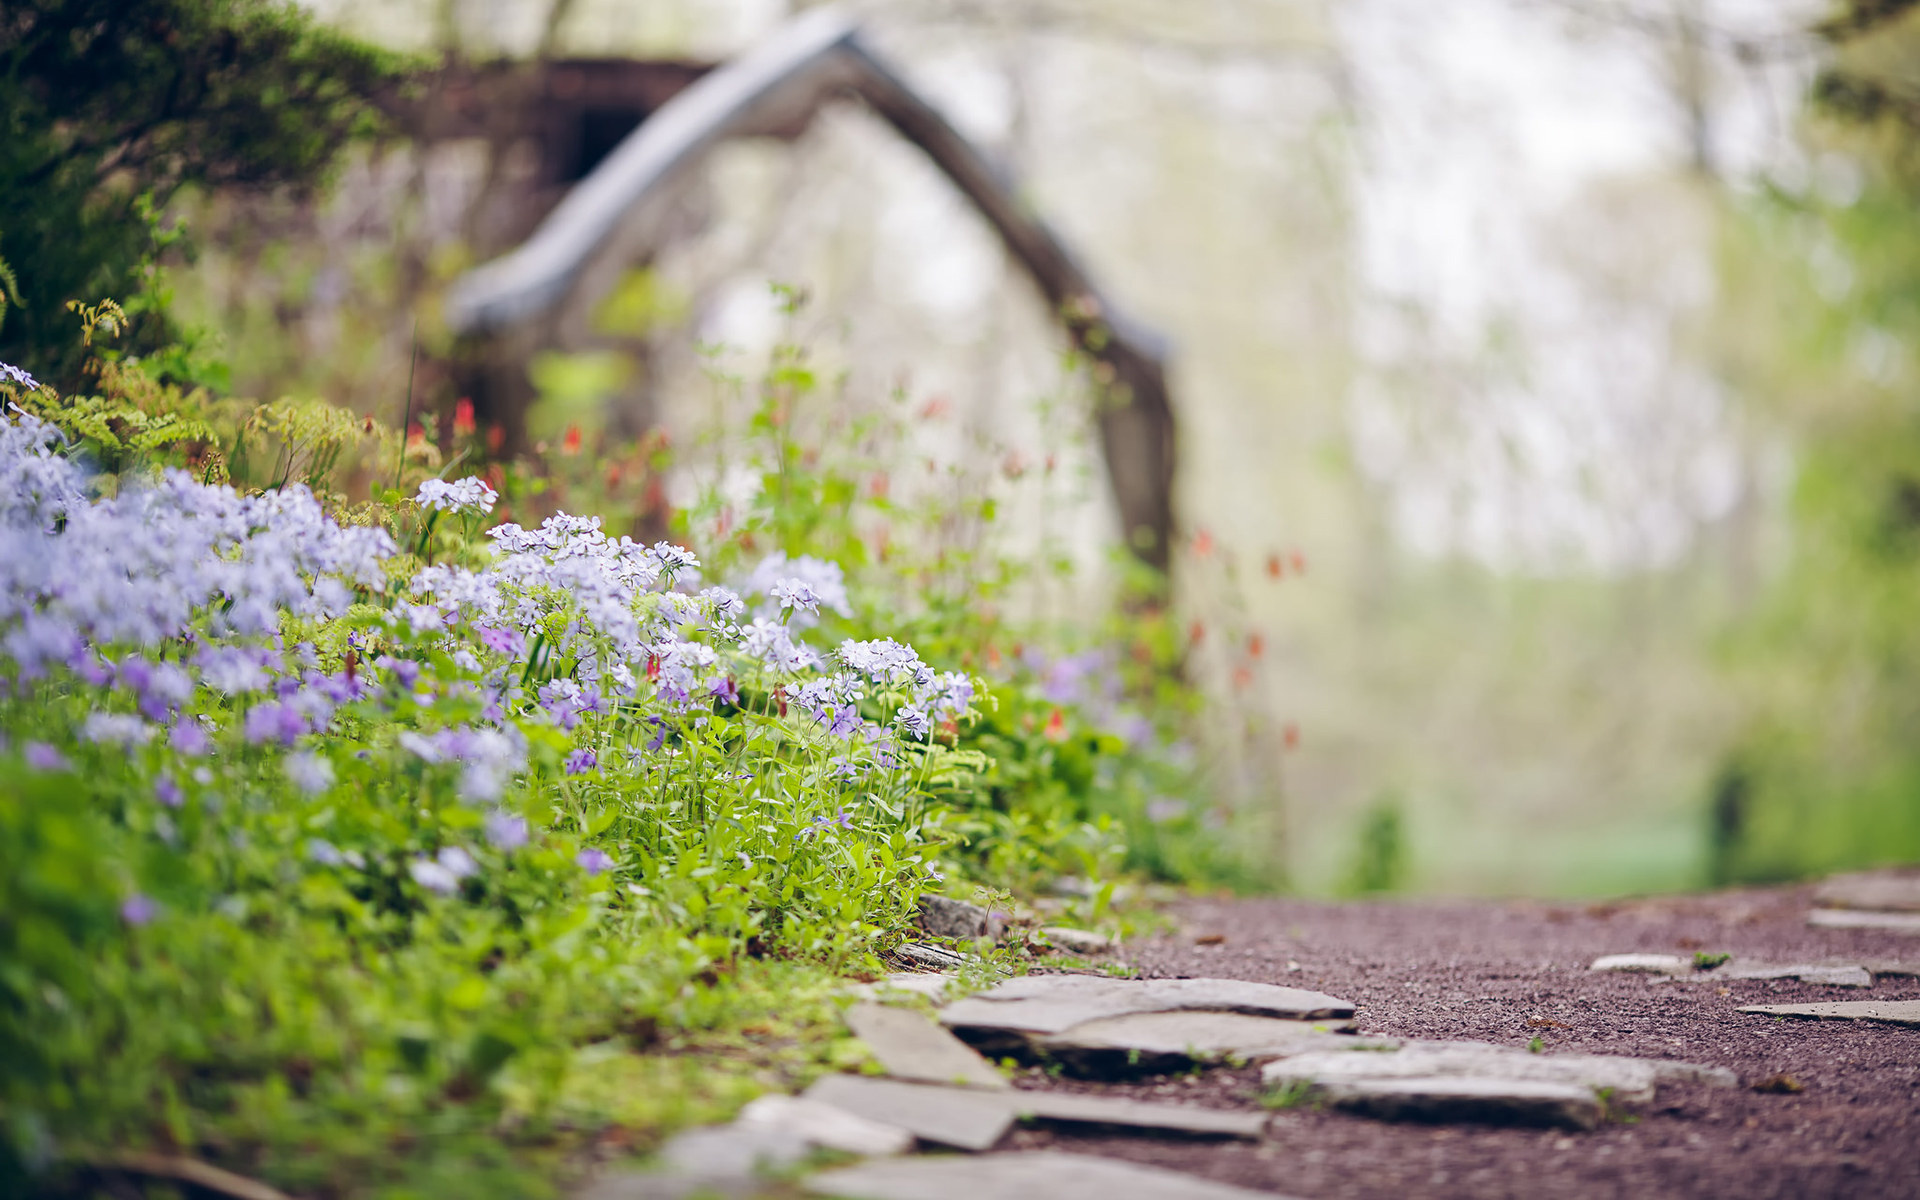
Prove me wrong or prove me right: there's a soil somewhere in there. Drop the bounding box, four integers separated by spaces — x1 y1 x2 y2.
997 883 1920 1199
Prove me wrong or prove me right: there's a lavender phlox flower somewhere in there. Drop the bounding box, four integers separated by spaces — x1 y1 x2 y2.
409 858 460 895
769 578 821 617
437 846 478 879
196 645 276 694
307 839 346 866
742 554 849 629
285 750 334 796
305 669 365 706
23 741 67 771
837 639 929 690
375 655 422 691
893 705 930 739
397 602 446 635
395 725 525 801
415 476 499 515
474 625 524 657
648 541 700 577
169 720 211 756
824 704 861 738
606 661 637 696
243 701 309 746
699 586 746 625
484 810 529 851
576 847 613 876
3 614 82 680
740 618 818 674
564 746 598 775
1 361 40 390
83 712 155 748
312 577 351 616
154 774 184 807
121 894 158 926
709 676 740 705
72 653 113 687
794 808 854 840
120 656 195 720
926 671 975 719
410 563 504 621
0 413 86 530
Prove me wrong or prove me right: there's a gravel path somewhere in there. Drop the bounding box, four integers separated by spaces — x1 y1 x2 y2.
999 883 1920 1199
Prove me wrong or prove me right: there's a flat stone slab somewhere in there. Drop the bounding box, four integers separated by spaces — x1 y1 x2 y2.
844 1002 1008 1090
1007 1091 1267 1139
1032 1010 1373 1075
846 972 959 1004
803 1075 1013 1151
1862 958 1920 978
1590 953 1691 974
735 1094 914 1157
1040 927 1115 955
1738 999 1920 1028
1717 961 1874 988
1317 1076 1601 1130
898 942 972 969
941 976 1355 1057
1261 1039 1733 1105
1813 869 1920 913
806 1151 1288 1200
1808 908 1920 935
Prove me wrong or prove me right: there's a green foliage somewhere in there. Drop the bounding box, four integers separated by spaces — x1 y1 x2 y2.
1342 797 1405 896
0 0 407 385
1704 143 1920 880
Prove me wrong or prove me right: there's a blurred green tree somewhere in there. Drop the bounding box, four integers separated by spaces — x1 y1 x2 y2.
0 0 404 386
1706 0 1920 880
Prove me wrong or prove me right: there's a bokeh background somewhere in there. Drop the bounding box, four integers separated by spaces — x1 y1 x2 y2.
155 0 1920 896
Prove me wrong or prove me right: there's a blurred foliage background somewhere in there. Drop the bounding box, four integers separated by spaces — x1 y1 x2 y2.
13 0 1920 897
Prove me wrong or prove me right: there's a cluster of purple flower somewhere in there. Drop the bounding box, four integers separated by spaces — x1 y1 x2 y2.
0 415 391 673
2 408 982 908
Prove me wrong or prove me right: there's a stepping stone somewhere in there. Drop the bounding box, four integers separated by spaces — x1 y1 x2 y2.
1007 1091 1268 1139
803 1075 1014 1151
1316 1076 1602 1130
735 1094 914 1157
1032 1010 1374 1075
845 972 959 1004
844 1002 1008 1090
1861 958 1920 978
1040 927 1115 955
1738 999 1920 1028
898 942 971 969
806 1150 1287 1200
941 976 1355 1057
1808 908 1920 935
1261 1039 1733 1106
1813 869 1920 913
919 896 997 940
1717 961 1873 988
1590 953 1691 974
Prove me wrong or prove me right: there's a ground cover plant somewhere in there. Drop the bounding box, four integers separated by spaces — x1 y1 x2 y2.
0 345 997 1196
0 305 1260 1197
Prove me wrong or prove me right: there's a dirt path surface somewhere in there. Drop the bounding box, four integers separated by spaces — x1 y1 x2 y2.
999 884 1920 1199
